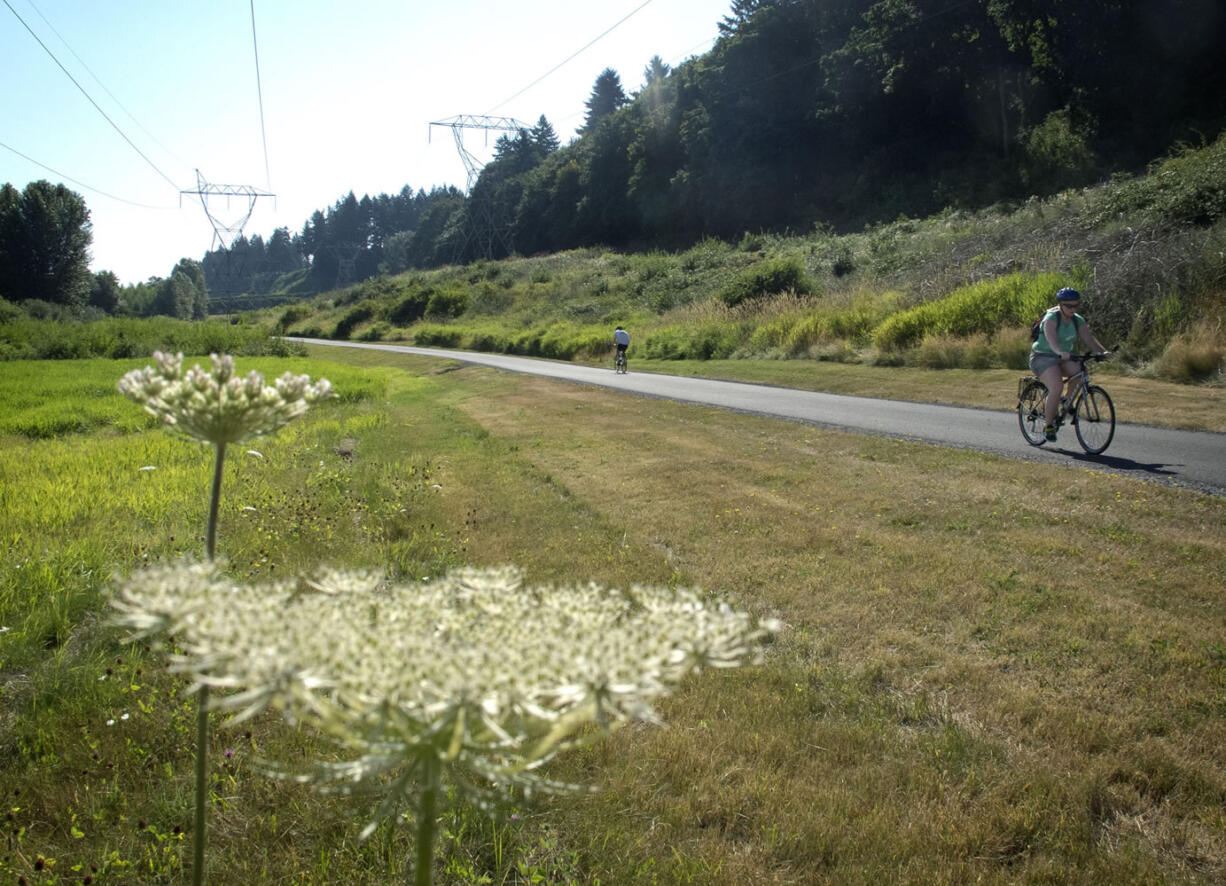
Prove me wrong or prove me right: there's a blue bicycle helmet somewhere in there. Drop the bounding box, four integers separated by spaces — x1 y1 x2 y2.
1056 287 1081 302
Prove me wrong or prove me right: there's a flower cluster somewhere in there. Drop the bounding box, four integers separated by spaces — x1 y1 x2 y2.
117 351 332 446
111 563 778 819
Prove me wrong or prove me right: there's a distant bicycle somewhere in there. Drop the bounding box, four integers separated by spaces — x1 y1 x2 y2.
1017 353 1115 454
614 348 628 374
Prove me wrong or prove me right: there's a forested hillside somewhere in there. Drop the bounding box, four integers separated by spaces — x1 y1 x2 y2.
3 1 1224 311
196 0 1226 299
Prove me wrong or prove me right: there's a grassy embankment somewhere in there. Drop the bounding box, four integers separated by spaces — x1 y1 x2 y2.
247 133 1226 391
2 349 1224 884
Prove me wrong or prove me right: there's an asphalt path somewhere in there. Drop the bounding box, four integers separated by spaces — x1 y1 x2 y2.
296 338 1226 496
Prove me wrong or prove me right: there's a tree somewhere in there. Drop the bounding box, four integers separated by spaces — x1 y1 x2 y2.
581 68 629 133
530 115 561 155
0 180 92 306
718 0 769 36
173 258 209 319
88 270 121 313
0 184 20 301
642 55 671 89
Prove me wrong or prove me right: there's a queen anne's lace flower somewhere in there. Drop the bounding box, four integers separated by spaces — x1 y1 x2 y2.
112 563 778 823
118 351 333 446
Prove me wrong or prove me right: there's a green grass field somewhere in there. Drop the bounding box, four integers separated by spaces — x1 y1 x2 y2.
2 351 1224 884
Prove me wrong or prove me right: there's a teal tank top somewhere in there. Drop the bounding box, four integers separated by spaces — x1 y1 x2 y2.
1032 307 1082 355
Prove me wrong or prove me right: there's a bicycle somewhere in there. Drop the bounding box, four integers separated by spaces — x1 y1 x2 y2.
1017 353 1115 454
614 348 628 374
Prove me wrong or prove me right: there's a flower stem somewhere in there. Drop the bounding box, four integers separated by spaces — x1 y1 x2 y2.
192 686 209 886
206 443 226 562
414 757 440 886
193 441 224 884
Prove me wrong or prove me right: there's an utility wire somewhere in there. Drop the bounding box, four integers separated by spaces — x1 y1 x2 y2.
250 0 272 191
485 0 654 115
0 140 178 209
21 0 194 176
3 0 182 192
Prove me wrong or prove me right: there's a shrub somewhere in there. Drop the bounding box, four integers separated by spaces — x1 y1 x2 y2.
990 329 1035 371
643 324 740 360
277 304 312 331
1088 131 1226 227
913 333 995 370
467 329 513 353
871 271 1068 351
334 303 376 340
426 288 470 319
414 324 463 348
1021 109 1096 190
718 257 814 307
469 283 512 315
643 326 689 360
1152 328 1225 382
390 289 431 325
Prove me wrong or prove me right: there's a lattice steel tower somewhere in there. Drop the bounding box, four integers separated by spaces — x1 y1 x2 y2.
430 114 531 259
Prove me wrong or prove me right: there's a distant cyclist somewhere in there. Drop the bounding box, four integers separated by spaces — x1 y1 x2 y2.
1030 288 1110 441
613 325 630 370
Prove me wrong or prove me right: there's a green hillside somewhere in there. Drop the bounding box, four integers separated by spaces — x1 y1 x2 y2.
253 134 1226 385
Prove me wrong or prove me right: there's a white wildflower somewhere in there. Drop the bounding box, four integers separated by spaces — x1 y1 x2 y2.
118 351 332 447
109 562 777 819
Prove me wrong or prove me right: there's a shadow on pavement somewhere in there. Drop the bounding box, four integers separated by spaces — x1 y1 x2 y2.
1066 449 1180 478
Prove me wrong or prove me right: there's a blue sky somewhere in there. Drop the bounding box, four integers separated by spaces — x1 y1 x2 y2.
2 0 731 285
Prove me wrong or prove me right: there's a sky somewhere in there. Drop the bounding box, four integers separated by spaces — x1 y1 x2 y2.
1 0 733 286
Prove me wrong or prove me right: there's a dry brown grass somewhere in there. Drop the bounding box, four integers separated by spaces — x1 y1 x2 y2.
433 364 1226 884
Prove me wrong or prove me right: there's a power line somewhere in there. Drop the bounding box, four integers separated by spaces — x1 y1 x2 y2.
485 0 655 115
0 139 178 209
20 0 194 176
249 0 272 191
3 0 182 192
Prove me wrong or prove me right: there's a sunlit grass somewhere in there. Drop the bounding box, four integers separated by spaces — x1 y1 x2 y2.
3 350 1224 884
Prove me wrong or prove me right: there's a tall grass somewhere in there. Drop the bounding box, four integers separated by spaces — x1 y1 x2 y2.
0 315 300 361
871 271 1072 351
3 350 1225 884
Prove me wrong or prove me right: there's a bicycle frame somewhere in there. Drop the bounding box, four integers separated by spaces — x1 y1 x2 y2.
1017 352 1115 454
1059 366 1091 422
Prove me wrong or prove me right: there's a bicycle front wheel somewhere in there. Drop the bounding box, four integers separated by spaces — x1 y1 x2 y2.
1018 381 1049 446
1074 385 1115 454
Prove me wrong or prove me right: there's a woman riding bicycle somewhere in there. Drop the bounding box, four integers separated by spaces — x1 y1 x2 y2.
1030 287 1110 441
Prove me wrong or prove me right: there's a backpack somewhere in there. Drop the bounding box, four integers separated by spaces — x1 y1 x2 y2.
1030 309 1081 342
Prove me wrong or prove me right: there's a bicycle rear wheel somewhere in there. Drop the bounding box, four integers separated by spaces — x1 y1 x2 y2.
1018 381 1048 446
1074 385 1115 454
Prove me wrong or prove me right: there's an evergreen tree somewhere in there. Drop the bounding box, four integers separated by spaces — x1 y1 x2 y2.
642 54 671 88
718 0 768 36
582 68 629 133
530 115 561 154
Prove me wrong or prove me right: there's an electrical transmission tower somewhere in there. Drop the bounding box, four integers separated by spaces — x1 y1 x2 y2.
327 243 363 287
181 169 275 251
429 115 530 260
429 114 530 190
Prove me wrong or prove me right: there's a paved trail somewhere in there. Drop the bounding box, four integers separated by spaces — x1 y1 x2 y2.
297 339 1226 496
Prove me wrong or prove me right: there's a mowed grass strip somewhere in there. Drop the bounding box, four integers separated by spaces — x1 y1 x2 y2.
3 351 1224 884
413 357 1225 884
